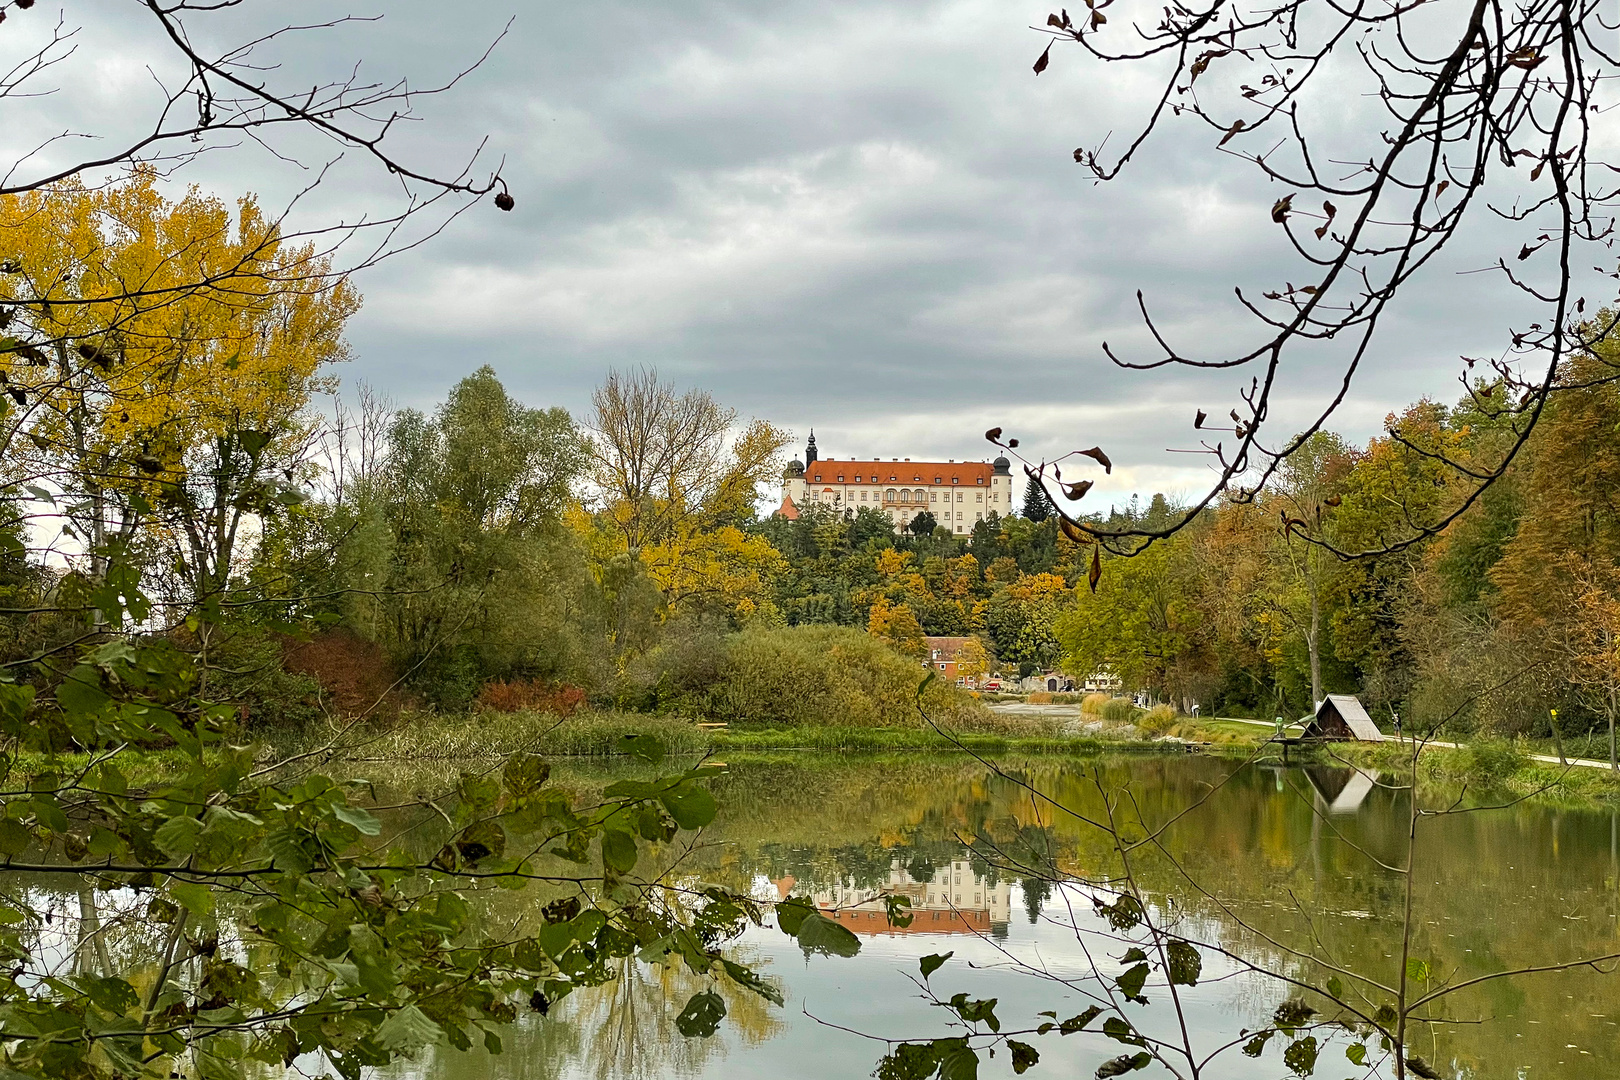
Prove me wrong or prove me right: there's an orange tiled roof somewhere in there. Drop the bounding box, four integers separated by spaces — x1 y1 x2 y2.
805 460 993 485
824 905 993 936
775 495 800 520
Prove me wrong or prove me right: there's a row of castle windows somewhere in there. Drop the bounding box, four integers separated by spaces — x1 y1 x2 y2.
812 472 1007 487
808 489 996 503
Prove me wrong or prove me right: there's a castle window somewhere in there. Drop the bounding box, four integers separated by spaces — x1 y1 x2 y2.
977 477 984 484
838 475 844 482
952 477 959 485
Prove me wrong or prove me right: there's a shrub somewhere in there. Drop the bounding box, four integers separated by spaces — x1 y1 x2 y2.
1461 738 1528 786
1081 693 1111 715
477 679 585 716
1100 697 1138 724
209 630 324 730
1139 703 1179 736
704 624 992 729
280 629 405 721
1027 691 1053 705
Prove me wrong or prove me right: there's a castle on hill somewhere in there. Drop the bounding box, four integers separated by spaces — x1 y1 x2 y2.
778 432 1016 535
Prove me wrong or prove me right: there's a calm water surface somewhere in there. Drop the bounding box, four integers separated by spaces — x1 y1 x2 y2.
363 753 1620 1080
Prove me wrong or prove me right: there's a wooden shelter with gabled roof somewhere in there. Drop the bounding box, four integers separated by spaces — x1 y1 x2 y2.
1302 694 1384 742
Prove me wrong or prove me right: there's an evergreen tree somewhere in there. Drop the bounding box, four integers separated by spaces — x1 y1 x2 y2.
1021 481 1054 522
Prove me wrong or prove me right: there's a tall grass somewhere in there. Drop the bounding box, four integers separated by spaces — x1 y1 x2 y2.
1138 704 1179 736
1081 693 1111 715
1100 697 1138 724
261 709 711 761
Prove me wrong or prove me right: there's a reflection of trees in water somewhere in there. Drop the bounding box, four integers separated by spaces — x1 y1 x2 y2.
571 949 780 1080
6 881 173 990
377 946 780 1080
683 754 1620 1078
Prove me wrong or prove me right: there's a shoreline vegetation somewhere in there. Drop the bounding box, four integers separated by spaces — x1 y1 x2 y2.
251 698 1620 807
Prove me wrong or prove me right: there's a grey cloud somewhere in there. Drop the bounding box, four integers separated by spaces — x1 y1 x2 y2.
0 0 1564 510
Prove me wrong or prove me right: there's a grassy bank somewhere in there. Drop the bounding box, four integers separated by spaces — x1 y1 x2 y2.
255 705 1620 805
1335 739 1620 804
257 705 1154 762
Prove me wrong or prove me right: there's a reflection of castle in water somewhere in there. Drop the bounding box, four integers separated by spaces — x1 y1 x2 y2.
774 856 1012 936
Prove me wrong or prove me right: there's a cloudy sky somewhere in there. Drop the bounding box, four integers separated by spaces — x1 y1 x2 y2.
2 1 1565 508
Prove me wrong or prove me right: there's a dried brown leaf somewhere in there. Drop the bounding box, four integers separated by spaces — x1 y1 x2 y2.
1078 446 1112 473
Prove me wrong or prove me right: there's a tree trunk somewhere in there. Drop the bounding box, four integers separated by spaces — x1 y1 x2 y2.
1307 588 1323 705
1609 689 1617 773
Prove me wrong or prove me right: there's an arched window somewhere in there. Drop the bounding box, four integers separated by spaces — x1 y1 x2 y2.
886 488 897 502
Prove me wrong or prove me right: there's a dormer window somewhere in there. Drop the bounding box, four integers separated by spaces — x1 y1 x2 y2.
838 475 845 482
952 478 959 485
977 477 984 485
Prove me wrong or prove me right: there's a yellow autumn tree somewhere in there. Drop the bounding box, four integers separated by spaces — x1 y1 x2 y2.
584 369 790 623
0 170 359 613
868 595 926 658
640 525 786 623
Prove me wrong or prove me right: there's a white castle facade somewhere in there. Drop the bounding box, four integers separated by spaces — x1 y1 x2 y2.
779 432 1017 534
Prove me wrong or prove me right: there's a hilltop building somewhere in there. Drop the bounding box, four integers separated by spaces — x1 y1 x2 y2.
779 432 1017 534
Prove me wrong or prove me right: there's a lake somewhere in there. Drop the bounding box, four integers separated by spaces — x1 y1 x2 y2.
21 752 1619 1079
363 752 1620 1080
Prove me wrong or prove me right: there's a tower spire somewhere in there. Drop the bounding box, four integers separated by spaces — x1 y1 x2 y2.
805 429 818 467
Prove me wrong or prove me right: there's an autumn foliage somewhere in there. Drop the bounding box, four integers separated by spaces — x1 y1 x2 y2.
476 678 586 716
281 630 404 720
